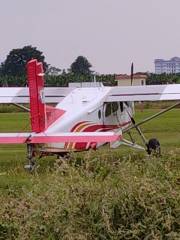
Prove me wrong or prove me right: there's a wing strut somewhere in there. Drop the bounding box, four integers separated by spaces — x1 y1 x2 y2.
124 101 180 133
12 103 30 112
122 101 180 155
124 103 148 147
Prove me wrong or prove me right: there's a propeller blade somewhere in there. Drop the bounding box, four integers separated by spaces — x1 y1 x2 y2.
131 62 134 86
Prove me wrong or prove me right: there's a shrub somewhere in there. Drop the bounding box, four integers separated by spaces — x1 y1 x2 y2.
0 150 179 239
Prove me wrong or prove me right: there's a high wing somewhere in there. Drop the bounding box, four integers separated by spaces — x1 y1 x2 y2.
0 87 74 103
106 84 180 102
2 84 180 104
0 132 121 144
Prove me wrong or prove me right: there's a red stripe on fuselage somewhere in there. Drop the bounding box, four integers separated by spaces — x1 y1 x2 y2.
64 121 90 149
74 125 111 150
70 121 88 132
64 120 131 151
74 121 130 150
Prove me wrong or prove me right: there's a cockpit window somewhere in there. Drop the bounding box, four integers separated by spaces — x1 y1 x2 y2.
125 101 129 107
105 102 119 117
105 103 112 117
119 102 124 112
112 102 119 113
98 110 101 119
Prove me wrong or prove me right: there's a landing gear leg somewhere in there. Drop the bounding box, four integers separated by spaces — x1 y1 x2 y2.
129 117 161 156
24 144 36 172
133 126 161 156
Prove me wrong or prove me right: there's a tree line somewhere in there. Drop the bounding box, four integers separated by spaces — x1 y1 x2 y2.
0 45 115 87
146 73 180 85
0 45 180 86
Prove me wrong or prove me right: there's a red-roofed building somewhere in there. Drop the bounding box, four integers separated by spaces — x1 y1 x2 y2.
115 73 147 86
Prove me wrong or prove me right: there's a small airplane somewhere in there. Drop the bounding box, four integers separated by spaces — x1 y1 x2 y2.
0 59 179 171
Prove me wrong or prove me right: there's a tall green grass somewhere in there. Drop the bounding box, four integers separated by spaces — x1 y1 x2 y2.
0 150 180 239
0 109 179 239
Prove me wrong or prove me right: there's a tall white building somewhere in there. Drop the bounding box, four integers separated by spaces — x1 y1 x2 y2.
154 57 180 74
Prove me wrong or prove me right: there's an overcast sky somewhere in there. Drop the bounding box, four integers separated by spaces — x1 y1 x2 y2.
1 0 180 74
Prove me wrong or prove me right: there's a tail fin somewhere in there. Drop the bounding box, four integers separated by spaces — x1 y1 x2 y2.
27 59 46 133
27 59 65 133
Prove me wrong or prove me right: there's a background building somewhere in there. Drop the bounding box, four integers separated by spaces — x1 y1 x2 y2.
155 57 180 74
115 73 147 86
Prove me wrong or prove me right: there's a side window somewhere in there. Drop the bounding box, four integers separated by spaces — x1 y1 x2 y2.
119 102 124 112
125 101 129 107
112 102 119 113
105 103 112 117
98 110 101 119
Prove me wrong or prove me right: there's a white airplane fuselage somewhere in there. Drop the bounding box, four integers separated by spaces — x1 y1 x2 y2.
41 87 134 153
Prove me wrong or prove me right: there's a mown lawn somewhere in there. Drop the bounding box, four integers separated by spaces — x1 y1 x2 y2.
0 108 179 239
131 108 180 148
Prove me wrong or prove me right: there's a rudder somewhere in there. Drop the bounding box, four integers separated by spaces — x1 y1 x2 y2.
27 59 46 133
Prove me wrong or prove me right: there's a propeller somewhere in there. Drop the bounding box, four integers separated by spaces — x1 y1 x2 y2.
130 62 134 86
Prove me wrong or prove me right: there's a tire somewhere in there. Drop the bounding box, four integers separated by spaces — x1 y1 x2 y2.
147 138 161 156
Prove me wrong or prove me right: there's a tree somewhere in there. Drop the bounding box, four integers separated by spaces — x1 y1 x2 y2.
46 66 61 76
1 45 48 76
146 73 180 85
0 63 2 76
70 56 92 76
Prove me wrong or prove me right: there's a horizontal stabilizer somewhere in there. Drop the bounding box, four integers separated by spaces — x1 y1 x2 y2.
0 133 31 144
0 132 122 144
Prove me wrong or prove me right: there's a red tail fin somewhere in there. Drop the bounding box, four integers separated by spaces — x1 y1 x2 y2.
27 59 46 133
27 59 65 133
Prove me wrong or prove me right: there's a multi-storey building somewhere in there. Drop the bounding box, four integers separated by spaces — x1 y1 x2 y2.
155 57 180 74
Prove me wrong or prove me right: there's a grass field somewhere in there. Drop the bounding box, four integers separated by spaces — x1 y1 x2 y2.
0 108 180 239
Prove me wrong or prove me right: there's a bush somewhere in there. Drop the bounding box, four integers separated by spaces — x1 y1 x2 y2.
0 150 179 239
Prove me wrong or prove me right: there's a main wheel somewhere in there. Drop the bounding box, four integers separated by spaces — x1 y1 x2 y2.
146 138 161 156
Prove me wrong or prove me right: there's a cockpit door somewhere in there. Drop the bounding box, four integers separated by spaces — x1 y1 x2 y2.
103 102 119 126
